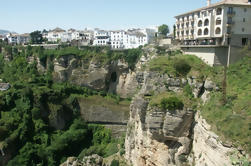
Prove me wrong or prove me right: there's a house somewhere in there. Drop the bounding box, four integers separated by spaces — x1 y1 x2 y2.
124 29 148 49
93 29 110 46
6 33 30 45
110 28 154 49
46 27 66 42
175 0 251 66
17 33 30 45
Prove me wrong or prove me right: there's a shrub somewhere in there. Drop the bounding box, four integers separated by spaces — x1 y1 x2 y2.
160 97 184 110
110 159 119 166
183 84 194 98
173 59 191 76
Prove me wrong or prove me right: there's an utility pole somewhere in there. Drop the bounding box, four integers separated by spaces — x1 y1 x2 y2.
222 36 231 105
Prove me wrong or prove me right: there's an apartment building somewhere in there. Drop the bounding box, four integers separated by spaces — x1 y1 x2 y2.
175 0 251 65
110 29 151 49
93 29 110 46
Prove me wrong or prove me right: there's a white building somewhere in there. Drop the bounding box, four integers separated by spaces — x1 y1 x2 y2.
93 29 110 46
175 0 251 66
6 33 30 45
45 27 66 42
110 28 154 49
175 0 251 46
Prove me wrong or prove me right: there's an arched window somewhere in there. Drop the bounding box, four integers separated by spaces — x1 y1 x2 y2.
216 18 221 25
216 8 222 15
198 20 202 27
204 19 209 26
198 29 202 36
215 27 221 34
204 28 209 35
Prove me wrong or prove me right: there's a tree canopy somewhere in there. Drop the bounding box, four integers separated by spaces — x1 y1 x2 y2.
158 24 170 37
30 31 43 44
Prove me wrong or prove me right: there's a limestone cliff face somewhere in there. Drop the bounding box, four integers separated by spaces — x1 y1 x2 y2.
52 55 140 98
124 69 244 166
190 112 236 166
125 95 194 166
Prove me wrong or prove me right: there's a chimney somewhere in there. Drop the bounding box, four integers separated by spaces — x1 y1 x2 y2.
207 0 211 6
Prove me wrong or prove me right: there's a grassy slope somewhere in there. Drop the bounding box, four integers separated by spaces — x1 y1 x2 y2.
201 56 251 153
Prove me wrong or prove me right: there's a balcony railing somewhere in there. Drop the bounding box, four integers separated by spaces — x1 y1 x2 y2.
227 11 235 15
227 21 235 26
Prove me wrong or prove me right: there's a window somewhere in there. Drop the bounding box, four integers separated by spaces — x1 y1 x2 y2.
244 8 247 12
204 19 209 26
242 28 245 32
243 18 246 22
216 8 222 15
242 38 248 46
227 17 232 24
215 27 221 34
198 29 202 36
216 18 222 25
198 20 202 27
228 7 233 14
204 28 209 35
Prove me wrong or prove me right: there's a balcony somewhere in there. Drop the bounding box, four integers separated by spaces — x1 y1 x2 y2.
227 21 235 26
227 11 235 16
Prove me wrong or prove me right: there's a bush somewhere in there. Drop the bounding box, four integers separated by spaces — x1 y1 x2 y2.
183 84 194 98
110 159 119 166
173 59 191 76
160 97 184 110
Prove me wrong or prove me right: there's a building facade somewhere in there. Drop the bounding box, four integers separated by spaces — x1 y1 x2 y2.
175 0 251 65
175 0 251 46
93 29 110 46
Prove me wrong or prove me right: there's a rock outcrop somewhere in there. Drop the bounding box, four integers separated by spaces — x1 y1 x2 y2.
125 94 194 166
189 111 247 166
60 154 103 166
124 62 246 166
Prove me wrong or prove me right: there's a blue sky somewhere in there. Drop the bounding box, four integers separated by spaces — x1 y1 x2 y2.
0 0 219 33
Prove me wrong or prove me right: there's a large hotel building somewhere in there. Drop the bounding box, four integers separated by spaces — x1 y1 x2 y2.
175 0 251 65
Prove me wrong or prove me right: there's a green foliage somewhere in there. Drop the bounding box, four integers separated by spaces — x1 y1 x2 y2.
148 54 213 80
30 31 43 44
160 97 184 110
183 84 194 99
0 49 124 166
201 56 251 153
158 24 170 36
110 159 120 166
173 59 191 77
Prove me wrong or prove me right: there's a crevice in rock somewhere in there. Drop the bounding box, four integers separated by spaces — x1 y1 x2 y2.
164 140 182 149
198 81 205 98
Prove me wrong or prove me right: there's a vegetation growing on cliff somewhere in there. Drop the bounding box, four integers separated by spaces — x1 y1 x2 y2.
148 53 216 81
201 56 251 153
0 47 126 166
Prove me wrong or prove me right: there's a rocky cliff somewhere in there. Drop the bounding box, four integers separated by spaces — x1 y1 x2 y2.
123 49 247 166
52 55 139 98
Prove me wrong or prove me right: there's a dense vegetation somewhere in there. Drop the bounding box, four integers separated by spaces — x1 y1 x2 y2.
0 44 130 166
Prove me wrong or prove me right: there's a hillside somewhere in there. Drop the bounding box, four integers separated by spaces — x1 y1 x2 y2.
0 42 250 166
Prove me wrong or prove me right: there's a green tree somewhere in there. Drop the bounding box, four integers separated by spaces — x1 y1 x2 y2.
30 31 43 44
158 24 170 37
173 25 176 39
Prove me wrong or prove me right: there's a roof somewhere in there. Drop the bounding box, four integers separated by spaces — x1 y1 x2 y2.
175 0 251 17
127 31 146 37
50 27 66 33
